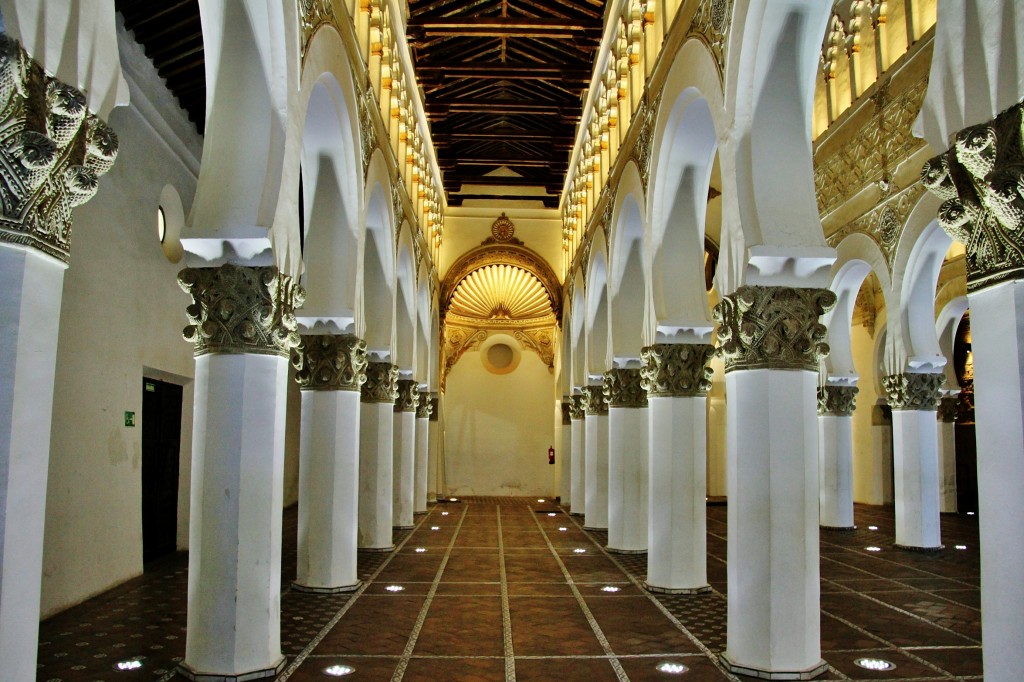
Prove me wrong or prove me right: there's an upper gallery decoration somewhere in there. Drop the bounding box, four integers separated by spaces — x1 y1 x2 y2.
490 212 518 243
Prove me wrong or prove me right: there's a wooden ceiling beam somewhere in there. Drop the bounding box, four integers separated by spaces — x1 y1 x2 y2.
433 131 573 143
448 194 560 208
427 101 580 117
407 17 602 40
417 63 591 81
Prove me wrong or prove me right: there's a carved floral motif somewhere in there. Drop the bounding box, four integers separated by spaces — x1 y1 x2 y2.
817 385 859 416
937 395 959 423
568 394 586 420
394 379 419 413
178 264 304 358
299 0 337 57
603 368 648 408
713 286 835 372
417 391 433 419
292 334 367 391
882 372 944 411
640 344 715 397
362 361 399 403
582 384 608 416
687 0 734 78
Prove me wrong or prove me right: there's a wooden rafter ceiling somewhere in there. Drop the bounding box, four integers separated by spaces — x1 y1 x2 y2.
409 0 605 208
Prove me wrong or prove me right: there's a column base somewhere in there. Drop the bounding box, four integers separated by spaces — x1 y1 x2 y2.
719 653 828 680
894 543 944 552
583 525 608 531
643 581 711 595
359 545 395 553
393 524 415 530
177 657 286 682
414 510 428 515
291 580 362 594
606 546 647 555
569 512 584 517
820 525 857 532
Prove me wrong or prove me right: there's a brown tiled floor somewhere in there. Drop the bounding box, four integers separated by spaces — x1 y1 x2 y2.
36 500 981 681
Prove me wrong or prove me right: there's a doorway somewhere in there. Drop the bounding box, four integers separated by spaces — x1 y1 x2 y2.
141 377 182 565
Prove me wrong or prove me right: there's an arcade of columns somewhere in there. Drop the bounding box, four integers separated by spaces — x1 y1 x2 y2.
1 1 1023 681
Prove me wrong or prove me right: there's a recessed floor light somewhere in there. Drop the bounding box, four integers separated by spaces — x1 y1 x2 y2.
558 527 568 531
574 548 586 553
868 525 879 530
956 544 967 550
967 511 975 515
449 497 459 502
415 548 427 553
431 526 440 531
547 512 557 517
854 657 896 671
324 664 356 676
601 586 620 592
385 585 404 592
116 658 144 671
441 511 449 516
656 661 689 674
865 546 882 552
538 498 546 502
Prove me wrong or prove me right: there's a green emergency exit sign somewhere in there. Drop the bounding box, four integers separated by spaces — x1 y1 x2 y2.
125 411 135 427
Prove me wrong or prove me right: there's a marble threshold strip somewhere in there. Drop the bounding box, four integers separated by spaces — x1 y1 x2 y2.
496 506 517 682
390 505 470 682
561 510 741 682
530 508 630 682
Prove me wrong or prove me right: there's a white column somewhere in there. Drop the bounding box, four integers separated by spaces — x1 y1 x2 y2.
414 389 431 514
936 395 958 513
178 264 302 679
716 286 832 680
392 379 418 529
642 343 714 594
293 334 365 593
884 373 944 549
359 362 398 550
559 397 572 505
569 393 586 516
817 385 858 530
582 383 608 530
605 368 648 553
0 247 66 681
427 393 439 503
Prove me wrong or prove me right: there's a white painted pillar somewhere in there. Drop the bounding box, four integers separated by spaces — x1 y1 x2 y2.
884 372 944 549
0 247 66 681
817 385 858 530
178 264 303 679
392 379 418 529
936 395 958 513
569 393 586 516
292 334 366 593
559 397 572 505
643 343 714 593
715 286 833 680
359 362 398 550
414 389 431 514
605 368 648 553
582 383 608 530
427 393 439 503
868 404 895 504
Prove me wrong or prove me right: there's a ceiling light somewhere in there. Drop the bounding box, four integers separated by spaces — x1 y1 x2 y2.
655 661 689 674
854 658 895 671
385 585 404 592
865 546 882 552
324 664 356 676
116 658 144 671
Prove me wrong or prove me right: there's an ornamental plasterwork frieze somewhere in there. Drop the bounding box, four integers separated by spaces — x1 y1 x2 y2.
299 0 337 58
686 0 734 79
568 394 586 420
603 368 648 408
0 35 120 263
825 181 927 266
630 96 659 193
921 100 1024 292
582 384 609 416
883 372 943 411
713 286 836 373
640 343 715 397
512 328 555 369
394 379 419 413
178 264 305 358
358 86 379 177
817 385 859 416
440 325 487 390
362 361 399 403
417 391 433 419
292 333 367 391
814 76 928 216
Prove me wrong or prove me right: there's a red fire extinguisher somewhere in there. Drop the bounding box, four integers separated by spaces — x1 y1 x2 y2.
548 446 555 465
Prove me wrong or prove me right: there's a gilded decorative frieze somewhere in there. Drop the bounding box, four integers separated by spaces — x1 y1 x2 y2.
292 334 367 391
687 0 734 79
512 328 555 369
394 379 419 413
825 181 927 266
178 264 304 358
358 87 379 176
603 368 648 408
441 325 488 390
582 384 609 416
362 361 399 404
0 35 119 263
630 97 659 193
417 391 433 419
568 394 586 420
921 101 1024 292
713 286 836 373
640 343 715 397
817 385 859 416
882 372 944 411
937 395 959 423
299 0 337 57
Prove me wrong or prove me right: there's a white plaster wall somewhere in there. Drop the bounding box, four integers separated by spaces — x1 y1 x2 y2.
444 348 556 496
850 323 887 504
706 356 728 497
439 207 563 281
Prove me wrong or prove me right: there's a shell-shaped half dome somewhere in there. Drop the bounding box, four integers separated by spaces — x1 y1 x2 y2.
448 264 553 320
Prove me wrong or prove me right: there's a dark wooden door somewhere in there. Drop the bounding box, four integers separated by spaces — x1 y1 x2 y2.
141 378 182 565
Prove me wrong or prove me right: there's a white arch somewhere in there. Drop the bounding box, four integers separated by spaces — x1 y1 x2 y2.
359 150 396 355
415 262 432 383
608 162 649 360
585 235 611 378
569 273 587 389
395 225 417 373
935 294 969 391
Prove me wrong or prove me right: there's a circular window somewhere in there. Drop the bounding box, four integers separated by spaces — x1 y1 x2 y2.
480 335 521 375
487 343 514 369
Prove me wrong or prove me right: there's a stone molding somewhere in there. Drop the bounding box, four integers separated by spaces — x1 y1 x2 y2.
603 368 648 408
568 394 586 420
883 372 944 411
394 379 420 413
581 384 608 416
178 264 304 358
640 343 715 397
937 395 959 423
922 100 1024 292
292 334 367 391
416 391 433 419
713 286 836 373
817 385 859 416
362 362 399 404
0 34 120 263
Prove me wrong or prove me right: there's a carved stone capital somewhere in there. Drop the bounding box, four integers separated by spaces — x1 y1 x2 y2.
292 334 367 391
640 343 715 397
178 264 304 358
362 362 399 404
429 396 439 422
817 385 859 416
882 373 944 411
937 395 959 423
0 35 120 263
561 397 572 425
394 379 420 413
417 391 433 419
713 286 836 373
581 384 608 416
603 368 648 408
921 100 1024 292
568 394 586 420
